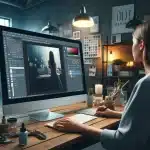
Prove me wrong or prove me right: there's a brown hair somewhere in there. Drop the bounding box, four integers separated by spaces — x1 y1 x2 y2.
133 21 150 64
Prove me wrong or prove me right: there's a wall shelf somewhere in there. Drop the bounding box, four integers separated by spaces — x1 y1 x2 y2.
102 42 132 47
101 37 143 98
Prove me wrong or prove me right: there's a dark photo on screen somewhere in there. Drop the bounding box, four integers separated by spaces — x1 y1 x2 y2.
23 42 67 95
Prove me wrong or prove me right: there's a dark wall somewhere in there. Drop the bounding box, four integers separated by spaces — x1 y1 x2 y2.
22 0 150 43
1 0 150 42
21 0 150 89
1 0 150 89
22 0 113 42
0 3 23 29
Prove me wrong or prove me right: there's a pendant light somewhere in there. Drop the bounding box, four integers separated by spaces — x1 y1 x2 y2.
126 0 143 29
72 5 94 28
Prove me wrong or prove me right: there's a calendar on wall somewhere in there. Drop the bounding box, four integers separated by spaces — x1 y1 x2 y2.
84 59 96 64
83 34 101 64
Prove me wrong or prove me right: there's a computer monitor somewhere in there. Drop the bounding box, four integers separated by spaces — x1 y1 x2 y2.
0 26 87 121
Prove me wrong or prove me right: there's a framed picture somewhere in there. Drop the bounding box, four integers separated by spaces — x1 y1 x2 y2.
89 65 96 76
90 16 99 33
73 31 81 40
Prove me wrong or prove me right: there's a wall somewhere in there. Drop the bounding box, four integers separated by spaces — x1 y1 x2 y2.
1 0 150 44
0 0 149 49
22 0 112 42
0 0 148 90
21 0 150 89
2 0 149 41
22 0 139 41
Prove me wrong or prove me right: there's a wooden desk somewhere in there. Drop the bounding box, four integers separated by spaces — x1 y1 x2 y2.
2 102 122 150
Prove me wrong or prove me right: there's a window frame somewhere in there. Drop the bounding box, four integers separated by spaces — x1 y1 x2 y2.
0 16 12 27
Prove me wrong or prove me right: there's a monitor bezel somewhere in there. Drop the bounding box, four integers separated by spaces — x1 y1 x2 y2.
0 26 87 105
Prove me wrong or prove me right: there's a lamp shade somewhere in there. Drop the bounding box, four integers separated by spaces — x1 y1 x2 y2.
126 0 143 29
126 16 143 29
41 21 58 33
72 5 94 28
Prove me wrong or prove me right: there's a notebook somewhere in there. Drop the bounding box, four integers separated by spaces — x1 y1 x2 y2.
45 114 97 127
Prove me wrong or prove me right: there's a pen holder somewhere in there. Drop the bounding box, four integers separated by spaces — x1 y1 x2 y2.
104 96 115 110
87 88 94 108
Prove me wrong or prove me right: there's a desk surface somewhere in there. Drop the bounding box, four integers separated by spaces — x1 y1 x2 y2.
2 102 122 150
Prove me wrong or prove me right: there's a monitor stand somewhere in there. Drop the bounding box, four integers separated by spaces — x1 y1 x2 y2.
29 109 64 122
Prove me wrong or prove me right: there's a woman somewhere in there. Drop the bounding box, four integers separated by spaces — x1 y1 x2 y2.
54 22 150 150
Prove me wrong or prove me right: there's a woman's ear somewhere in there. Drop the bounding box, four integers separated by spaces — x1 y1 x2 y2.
139 40 145 51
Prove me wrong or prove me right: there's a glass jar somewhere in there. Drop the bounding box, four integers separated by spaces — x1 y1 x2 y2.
120 90 127 106
7 118 17 134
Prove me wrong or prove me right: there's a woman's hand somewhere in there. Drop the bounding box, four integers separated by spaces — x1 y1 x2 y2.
95 105 114 117
53 118 85 133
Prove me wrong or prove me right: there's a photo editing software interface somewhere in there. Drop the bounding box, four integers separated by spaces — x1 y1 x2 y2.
2 31 84 100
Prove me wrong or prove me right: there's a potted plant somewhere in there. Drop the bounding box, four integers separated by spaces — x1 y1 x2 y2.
112 59 126 74
87 88 94 107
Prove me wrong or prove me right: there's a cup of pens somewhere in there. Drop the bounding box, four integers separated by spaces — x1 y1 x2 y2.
105 96 115 110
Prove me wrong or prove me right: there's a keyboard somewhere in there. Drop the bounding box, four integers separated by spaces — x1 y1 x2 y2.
76 108 97 116
45 114 97 127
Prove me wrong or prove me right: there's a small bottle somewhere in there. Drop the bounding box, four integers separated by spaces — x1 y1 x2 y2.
2 116 6 124
19 123 28 146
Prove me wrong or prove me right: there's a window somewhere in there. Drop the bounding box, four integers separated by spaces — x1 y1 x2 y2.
0 17 11 27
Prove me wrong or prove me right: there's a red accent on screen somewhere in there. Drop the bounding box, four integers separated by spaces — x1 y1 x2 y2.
67 47 79 56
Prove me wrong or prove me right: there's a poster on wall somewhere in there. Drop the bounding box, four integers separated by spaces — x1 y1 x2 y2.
90 16 99 33
89 65 96 76
112 4 134 34
111 34 121 44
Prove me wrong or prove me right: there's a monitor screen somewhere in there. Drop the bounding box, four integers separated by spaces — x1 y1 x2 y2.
1 28 86 105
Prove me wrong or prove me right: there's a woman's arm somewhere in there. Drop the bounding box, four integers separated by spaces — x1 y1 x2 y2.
95 106 122 118
109 110 122 118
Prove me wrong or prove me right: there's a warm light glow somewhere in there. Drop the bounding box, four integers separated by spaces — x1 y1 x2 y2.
72 19 94 28
126 62 129 67
129 61 134 67
108 51 115 62
126 61 134 67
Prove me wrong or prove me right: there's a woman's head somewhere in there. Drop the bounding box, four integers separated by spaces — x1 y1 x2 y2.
132 21 150 65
